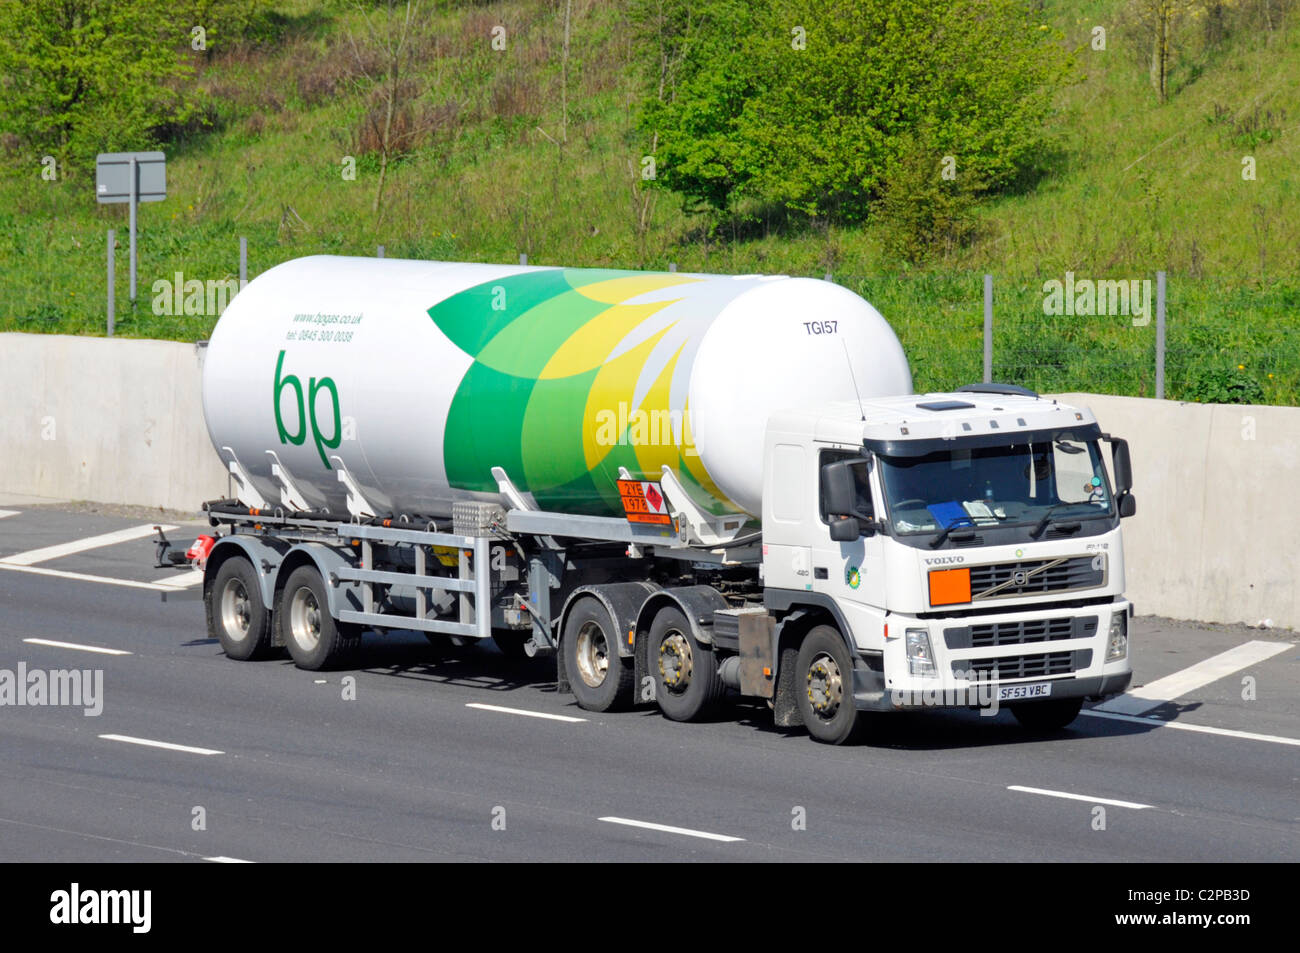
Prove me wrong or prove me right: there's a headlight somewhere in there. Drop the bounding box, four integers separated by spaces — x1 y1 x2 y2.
1106 613 1128 662
905 628 937 678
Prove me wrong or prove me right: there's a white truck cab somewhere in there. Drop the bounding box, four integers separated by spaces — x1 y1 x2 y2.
760 384 1135 741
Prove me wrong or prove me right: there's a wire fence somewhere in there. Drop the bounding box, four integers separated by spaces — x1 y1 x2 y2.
831 271 1297 406
5 233 1296 407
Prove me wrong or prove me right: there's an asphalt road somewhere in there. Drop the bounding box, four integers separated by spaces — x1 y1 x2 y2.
1 503 1297 862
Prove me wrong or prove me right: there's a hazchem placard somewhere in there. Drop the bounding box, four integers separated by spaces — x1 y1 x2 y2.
617 480 673 525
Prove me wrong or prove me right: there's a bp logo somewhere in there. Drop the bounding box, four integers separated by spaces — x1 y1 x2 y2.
845 566 861 589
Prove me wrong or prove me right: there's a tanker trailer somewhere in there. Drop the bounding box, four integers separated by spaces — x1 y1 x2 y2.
196 256 1135 744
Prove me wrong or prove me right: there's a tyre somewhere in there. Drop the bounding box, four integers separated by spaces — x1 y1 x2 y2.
208 556 274 661
647 606 724 722
278 565 361 671
562 597 632 712
1010 697 1083 732
796 625 860 745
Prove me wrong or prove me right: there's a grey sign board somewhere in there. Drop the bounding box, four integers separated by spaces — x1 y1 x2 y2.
95 152 166 203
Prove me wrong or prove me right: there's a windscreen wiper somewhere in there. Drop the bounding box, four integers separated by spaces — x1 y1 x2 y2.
928 524 977 548
1030 504 1083 538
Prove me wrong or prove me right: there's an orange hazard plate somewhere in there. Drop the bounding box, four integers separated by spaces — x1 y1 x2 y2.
617 479 673 525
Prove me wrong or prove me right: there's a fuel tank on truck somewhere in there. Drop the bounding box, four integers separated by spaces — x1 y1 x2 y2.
201 256 913 521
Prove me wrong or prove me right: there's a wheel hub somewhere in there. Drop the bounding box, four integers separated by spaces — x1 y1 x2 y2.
658 632 693 692
220 578 251 640
807 653 843 718
574 621 609 688
289 586 321 651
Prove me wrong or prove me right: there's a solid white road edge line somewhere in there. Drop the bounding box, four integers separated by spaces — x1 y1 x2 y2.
598 817 745 842
203 856 255 863
0 523 176 566
0 510 18 519
1097 640 1290 716
22 638 132 656
1081 708 1300 747
1007 785 1152 810
466 703 587 723
98 734 224 756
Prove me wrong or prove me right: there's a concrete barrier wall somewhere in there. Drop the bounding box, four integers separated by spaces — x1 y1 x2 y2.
1054 392 1299 631
0 333 227 511
0 333 1295 629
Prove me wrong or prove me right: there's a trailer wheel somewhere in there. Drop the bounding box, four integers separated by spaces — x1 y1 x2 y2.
562 598 632 712
1010 698 1083 732
278 565 361 671
648 606 724 722
796 625 860 745
209 557 274 660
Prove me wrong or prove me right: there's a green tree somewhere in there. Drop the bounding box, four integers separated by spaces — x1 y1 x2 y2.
0 0 198 168
641 0 1075 224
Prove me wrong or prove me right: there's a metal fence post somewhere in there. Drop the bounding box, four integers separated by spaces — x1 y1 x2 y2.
519 252 527 266
377 245 385 258
1156 270 1166 400
983 273 993 383
107 229 115 337
668 262 676 273
128 156 138 309
239 236 247 287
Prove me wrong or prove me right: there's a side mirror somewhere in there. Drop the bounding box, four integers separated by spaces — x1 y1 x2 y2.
829 517 860 542
1110 438 1133 494
821 460 857 517
1118 493 1136 518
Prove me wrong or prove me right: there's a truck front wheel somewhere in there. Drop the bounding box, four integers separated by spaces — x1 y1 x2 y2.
563 598 632 712
278 565 361 671
796 625 860 745
209 556 274 660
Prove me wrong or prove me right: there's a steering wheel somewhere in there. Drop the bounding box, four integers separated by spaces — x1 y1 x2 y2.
893 498 928 510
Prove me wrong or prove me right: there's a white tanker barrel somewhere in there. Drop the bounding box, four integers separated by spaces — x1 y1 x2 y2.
201 256 912 521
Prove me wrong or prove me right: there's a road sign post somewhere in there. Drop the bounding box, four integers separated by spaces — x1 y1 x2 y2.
96 152 166 312
107 229 115 336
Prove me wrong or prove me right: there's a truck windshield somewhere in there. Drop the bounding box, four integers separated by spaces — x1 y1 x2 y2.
877 434 1113 536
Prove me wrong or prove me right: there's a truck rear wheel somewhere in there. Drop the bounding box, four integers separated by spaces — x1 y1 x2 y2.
648 606 724 722
209 556 274 661
796 625 860 745
563 598 632 712
1010 697 1083 732
278 565 361 671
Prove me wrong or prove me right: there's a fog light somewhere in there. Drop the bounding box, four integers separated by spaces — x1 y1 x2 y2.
906 628 937 678
1106 613 1128 661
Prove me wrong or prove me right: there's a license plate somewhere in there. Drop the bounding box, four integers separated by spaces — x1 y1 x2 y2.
998 681 1053 701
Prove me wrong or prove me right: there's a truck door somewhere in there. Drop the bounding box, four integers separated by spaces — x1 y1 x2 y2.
812 451 885 617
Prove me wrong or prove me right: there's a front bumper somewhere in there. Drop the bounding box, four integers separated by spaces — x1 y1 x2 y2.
852 600 1133 712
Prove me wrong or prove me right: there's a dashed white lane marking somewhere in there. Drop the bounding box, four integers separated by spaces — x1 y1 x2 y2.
0 523 176 566
598 817 745 842
154 569 204 589
0 563 176 591
1081 708 1300 747
466 703 587 723
99 734 224 756
22 638 132 656
204 856 254 864
1008 786 1152 810
1097 640 1290 716
0 510 19 519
